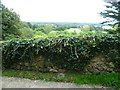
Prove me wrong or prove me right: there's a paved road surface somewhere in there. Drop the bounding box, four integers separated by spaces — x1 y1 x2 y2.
1 76 114 88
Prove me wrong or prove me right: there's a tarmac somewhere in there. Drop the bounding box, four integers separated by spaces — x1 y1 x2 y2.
1 76 115 89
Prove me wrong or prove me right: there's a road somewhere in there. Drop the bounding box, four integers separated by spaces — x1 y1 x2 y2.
1 76 114 88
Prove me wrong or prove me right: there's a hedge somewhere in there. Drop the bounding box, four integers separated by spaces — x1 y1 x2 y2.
2 35 120 71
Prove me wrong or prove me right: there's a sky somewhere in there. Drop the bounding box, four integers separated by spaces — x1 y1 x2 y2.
2 0 107 23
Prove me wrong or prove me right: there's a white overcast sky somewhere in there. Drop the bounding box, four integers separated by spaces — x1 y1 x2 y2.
2 0 107 23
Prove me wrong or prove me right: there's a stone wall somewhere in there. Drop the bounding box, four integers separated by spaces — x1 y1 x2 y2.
10 54 118 74
83 55 116 74
11 55 55 72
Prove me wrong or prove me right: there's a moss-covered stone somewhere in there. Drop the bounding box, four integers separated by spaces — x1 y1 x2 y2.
83 55 115 74
10 55 56 72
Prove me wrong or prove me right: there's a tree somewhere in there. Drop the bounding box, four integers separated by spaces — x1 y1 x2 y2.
1 4 22 40
19 27 34 39
26 22 33 29
100 1 120 33
82 25 91 31
54 25 69 31
32 24 39 30
0 5 2 40
35 28 46 33
22 22 30 28
43 24 54 34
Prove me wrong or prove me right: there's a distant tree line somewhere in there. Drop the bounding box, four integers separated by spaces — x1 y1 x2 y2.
2 1 120 40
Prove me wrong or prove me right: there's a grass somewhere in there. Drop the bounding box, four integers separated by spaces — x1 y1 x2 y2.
2 69 120 89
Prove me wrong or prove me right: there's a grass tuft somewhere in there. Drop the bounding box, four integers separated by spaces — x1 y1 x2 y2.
2 69 120 88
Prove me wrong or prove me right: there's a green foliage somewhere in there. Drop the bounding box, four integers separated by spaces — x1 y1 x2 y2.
34 30 46 36
1 4 22 40
82 25 91 31
74 73 120 88
3 70 120 88
48 30 109 39
33 31 47 39
100 2 120 33
48 31 71 38
40 24 55 34
26 22 33 29
105 49 120 71
54 25 70 31
22 22 31 28
19 27 34 39
78 31 108 37
2 35 120 71
34 28 46 33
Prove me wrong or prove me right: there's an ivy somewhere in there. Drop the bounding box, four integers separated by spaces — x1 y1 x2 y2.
2 35 120 71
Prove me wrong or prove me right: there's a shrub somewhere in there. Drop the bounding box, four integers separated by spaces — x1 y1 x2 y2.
19 27 34 39
2 35 120 72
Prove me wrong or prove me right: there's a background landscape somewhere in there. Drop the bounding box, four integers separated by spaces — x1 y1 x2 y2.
1 0 120 89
